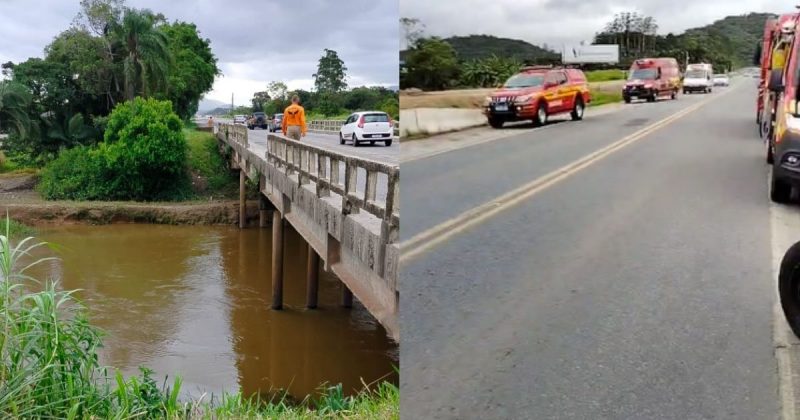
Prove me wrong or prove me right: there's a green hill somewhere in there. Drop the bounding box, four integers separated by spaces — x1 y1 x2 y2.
682 12 774 67
443 35 560 62
400 34 559 63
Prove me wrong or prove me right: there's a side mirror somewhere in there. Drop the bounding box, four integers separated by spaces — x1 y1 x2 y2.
769 68 785 92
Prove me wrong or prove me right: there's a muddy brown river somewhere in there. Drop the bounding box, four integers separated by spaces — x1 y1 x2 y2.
29 223 398 399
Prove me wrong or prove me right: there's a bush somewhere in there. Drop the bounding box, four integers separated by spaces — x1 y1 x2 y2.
39 98 188 201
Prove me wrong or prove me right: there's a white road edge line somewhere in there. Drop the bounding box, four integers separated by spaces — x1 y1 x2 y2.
770 168 800 420
400 83 740 265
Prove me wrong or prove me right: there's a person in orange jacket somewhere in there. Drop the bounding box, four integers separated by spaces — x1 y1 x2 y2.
281 95 307 140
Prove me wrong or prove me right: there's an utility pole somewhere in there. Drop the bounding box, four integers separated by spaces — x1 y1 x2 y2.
231 92 234 112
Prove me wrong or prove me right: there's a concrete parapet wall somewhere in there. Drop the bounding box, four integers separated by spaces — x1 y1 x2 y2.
400 107 486 138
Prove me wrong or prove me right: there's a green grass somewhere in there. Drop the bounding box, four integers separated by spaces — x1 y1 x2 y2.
585 69 626 83
0 218 33 237
0 220 398 418
184 128 239 198
0 151 37 175
590 90 624 107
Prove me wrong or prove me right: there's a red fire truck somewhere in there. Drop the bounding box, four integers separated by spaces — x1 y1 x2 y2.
757 13 798 138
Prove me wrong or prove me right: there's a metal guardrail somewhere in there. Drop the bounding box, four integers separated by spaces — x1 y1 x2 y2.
266 134 399 242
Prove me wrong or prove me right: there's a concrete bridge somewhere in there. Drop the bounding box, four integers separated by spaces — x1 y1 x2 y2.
215 123 399 341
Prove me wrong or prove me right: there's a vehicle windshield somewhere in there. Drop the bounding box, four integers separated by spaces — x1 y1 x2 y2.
363 113 390 123
629 68 658 80
503 73 545 88
274 114 283 119
685 70 707 78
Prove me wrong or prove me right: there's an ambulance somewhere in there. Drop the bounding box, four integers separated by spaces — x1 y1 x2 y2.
622 58 681 103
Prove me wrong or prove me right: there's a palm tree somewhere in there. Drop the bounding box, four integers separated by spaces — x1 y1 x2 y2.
113 10 171 101
0 81 32 138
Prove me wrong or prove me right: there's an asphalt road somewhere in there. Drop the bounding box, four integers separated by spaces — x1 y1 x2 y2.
401 79 780 419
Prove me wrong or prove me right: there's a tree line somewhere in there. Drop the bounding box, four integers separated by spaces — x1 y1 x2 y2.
401 13 768 91
244 49 398 120
0 0 219 164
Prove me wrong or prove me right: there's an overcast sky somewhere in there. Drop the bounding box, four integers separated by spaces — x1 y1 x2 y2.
0 0 398 107
400 0 796 50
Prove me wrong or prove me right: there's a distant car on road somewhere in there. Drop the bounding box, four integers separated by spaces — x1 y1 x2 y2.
483 65 591 128
233 114 246 124
712 74 730 86
339 111 394 147
270 113 283 132
247 112 269 130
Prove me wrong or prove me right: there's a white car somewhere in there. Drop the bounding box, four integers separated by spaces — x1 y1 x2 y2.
339 111 394 147
712 74 730 86
233 114 246 124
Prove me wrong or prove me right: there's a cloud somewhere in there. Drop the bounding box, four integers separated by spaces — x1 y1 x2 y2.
400 0 795 50
0 0 398 106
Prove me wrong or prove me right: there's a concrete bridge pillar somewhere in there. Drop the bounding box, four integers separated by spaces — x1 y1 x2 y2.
259 195 269 228
239 169 246 229
271 209 284 309
341 284 353 308
306 245 320 309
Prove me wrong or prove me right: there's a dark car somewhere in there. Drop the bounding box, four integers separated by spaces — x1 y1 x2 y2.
247 112 268 130
270 113 284 132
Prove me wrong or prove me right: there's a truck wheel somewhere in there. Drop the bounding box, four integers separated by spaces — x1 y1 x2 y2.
671 89 677 100
623 96 631 104
570 97 584 121
385 139 393 147
533 102 548 127
488 117 504 129
779 240 800 339
772 175 792 203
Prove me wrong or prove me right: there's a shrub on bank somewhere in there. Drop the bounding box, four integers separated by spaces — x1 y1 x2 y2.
39 98 188 201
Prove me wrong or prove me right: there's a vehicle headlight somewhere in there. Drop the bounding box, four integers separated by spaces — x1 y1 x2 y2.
515 94 536 104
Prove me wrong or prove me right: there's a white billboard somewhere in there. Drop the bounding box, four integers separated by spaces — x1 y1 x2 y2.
562 44 620 64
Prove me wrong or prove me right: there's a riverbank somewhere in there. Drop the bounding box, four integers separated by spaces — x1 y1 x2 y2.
1 157 261 227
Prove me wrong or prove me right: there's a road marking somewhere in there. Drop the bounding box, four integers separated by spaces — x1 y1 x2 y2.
400 84 739 264
770 170 800 420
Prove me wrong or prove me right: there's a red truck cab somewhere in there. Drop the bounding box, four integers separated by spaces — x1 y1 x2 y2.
484 66 591 129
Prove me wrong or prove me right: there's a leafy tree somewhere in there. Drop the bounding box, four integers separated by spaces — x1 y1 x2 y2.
267 81 288 100
460 55 521 88
160 21 219 119
112 9 171 100
0 81 32 138
251 91 271 112
39 97 187 200
402 38 460 90
313 49 348 94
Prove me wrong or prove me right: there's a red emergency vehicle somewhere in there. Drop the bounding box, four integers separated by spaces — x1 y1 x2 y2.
757 13 797 137
622 58 681 103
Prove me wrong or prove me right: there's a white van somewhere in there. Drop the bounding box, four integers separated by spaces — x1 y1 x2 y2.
683 63 714 94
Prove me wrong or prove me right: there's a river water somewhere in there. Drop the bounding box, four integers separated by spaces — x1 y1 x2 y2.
29 223 398 399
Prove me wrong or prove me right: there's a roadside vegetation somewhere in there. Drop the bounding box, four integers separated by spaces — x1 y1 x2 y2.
218 66 398 121
400 12 768 92
0 219 398 419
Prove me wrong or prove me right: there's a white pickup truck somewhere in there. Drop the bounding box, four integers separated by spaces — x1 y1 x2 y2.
683 63 714 94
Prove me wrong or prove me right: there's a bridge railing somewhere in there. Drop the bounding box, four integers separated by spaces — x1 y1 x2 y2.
218 123 249 147
266 134 399 242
